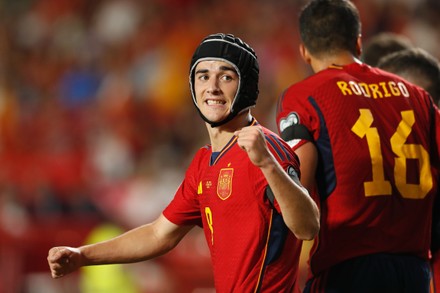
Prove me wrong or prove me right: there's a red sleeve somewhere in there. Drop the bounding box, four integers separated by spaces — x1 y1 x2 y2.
276 84 320 152
261 128 303 213
162 152 204 227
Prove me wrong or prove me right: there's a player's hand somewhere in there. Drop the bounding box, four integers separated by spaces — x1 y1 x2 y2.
234 126 273 168
47 246 83 278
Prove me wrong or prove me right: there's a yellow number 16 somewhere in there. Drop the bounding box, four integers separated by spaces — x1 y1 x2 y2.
351 109 432 199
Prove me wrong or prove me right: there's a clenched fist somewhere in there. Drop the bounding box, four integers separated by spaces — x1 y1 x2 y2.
234 125 273 168
47 246 82 278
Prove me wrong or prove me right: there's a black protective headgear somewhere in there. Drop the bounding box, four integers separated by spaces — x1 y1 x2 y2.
189 33 259 127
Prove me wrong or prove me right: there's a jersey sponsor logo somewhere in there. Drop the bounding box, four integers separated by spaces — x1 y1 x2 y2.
217 168 234 200
336 80 410 99
279 112 300 133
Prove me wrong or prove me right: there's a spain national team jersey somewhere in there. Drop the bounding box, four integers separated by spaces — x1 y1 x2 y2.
276 62 440 276
163 118 303 293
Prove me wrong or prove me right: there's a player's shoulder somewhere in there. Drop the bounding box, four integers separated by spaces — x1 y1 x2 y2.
195 144 211 158
363 63 423 88
188 144 211 168
358 63 436 113
283 73 326 97
372 65 433 98
282 65 358 99
258 124 277 140
260 126 299 163
259 124 282 139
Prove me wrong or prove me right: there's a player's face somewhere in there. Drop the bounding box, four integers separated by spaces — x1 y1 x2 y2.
194 60 239 123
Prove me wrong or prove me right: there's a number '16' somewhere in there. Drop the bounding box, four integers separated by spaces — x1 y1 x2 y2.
351 109 432 199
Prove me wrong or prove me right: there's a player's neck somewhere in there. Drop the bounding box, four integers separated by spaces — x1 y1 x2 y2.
311 52 360 73
207 111 252 152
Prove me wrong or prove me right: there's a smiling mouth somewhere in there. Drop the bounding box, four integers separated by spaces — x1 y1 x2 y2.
206 99 226 105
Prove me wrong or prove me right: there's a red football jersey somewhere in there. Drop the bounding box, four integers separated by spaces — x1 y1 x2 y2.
163 119 303 292
276 62 440 276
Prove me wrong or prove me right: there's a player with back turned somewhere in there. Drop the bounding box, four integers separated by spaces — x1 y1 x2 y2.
276 0 440 292
376 46 440 292
48 33 319 293
377 47 440 106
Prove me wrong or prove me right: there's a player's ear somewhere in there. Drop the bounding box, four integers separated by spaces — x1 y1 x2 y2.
299 43 312 64
356 34 362 57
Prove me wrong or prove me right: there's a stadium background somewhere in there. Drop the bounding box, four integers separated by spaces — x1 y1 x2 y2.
0 0 439 292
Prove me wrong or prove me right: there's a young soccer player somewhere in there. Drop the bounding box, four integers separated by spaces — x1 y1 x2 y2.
48 33 319 292
361 32 413 66
377 45 440 292
377 47 440 106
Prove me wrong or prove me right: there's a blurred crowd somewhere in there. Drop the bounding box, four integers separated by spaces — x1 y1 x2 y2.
0 0 439 292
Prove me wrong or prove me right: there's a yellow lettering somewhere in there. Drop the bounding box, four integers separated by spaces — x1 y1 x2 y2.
369 83 383 99
389 81 401 96
337 81 352 95
398 82 410 97
336 80 411 100
349 81 362 95
379 82 391 97
359 83 371 97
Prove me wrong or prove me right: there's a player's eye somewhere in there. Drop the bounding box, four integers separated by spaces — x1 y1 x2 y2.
221 74 234 82
197 74 209 81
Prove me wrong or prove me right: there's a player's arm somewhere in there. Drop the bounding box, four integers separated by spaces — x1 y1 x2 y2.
234 126 319 240
277 110 318 194
294 141 319 196
47 214 193 279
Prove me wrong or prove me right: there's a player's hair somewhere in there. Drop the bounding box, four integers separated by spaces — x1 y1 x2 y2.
299 0 361 57
189 33 259 127
362 32 413 66
378 47 440 105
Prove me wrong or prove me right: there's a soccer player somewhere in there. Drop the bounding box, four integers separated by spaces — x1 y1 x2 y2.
361 32 413 66
47 33 319 292
276 0 440 292
377 46 440 292
377 47 440 106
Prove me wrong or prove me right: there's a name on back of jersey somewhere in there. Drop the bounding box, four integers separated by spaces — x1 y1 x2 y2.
336 80 410 99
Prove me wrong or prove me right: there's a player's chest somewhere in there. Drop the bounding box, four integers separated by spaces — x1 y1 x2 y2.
196 154 260 207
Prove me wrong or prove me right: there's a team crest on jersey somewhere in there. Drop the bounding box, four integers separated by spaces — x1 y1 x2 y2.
217 168 234 200
279 112 300 133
